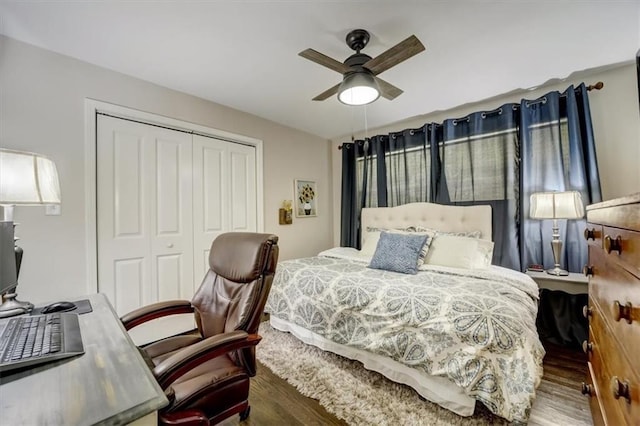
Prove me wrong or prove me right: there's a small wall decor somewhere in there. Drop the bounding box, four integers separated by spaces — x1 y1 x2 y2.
295 179 317 217
279 200 293 225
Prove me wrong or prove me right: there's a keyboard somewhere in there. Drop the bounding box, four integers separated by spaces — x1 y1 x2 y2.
0 313 84 374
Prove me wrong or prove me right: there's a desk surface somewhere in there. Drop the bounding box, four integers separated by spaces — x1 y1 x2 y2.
0 293 168 425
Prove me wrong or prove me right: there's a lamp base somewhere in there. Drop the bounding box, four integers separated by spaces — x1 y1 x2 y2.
546 267 569 276
0 292 34 318
547 222 569 277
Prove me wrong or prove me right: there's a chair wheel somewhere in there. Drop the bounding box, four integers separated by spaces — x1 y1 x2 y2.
239 406 251 421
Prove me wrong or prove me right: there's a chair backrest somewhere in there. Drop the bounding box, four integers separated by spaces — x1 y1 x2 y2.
191 232 279 339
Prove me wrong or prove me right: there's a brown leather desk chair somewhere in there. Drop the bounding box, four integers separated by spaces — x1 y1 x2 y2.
121 232 279 425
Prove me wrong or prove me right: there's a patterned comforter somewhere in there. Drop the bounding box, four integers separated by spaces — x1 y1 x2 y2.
266 251 545 423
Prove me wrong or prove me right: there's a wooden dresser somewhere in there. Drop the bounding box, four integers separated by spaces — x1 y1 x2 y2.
582 193 640 425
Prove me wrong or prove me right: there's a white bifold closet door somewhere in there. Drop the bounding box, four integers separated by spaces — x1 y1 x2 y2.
97 116 256 343
192 134 257 277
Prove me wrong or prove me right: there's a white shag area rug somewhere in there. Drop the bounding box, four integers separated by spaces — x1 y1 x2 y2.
256 323 508 426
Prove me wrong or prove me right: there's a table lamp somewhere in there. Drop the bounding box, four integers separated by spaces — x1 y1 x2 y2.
0 148 61 317
529 191 584 276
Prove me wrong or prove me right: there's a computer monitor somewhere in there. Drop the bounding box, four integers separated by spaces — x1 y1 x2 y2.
636 48 639 113
0 221 17 293
0 221 21 318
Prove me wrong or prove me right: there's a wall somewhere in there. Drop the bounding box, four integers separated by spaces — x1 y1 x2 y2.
331 63 640 245
0 36 333 304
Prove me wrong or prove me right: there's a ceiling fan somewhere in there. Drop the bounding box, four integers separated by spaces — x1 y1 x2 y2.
299 29 425 106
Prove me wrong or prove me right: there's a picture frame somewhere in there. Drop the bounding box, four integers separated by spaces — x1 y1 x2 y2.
294 179 317 217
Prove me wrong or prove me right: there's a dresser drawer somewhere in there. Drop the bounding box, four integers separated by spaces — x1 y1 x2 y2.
587 197 640 232
601 226 640 277
589 248 640 362
589 305 640 424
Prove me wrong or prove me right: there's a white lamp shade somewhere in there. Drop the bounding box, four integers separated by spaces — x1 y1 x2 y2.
530 191 584 219
0 149 61 205
338 72 380 106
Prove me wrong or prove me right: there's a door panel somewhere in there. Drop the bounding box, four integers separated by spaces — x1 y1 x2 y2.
193 136 227 277
155 139 181 235
98 116 194 343
202 145 225 233
192 135 255 276
114 258 145 315
230 151 248 230
113 134 144 237
157 254 182 300
150 135 194 302
229 143 257 232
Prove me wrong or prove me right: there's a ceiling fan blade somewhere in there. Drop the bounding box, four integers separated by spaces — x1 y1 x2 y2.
299 48 351 74
312 83 341 101
364 35 425 75
375 77 403 100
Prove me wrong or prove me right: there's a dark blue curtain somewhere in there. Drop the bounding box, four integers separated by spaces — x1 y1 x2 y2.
435 105 521 270
340 83 601 273
340 139 376 249
520 84 601 273
385 126 432 206
340 142 358 248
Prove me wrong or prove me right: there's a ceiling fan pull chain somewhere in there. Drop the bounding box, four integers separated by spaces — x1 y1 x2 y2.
364 104 369 142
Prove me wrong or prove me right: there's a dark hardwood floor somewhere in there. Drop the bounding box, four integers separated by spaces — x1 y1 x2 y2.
220 341 591 425
529 342 592 426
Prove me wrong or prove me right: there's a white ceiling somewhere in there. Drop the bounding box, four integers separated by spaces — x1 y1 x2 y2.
1 1 639 140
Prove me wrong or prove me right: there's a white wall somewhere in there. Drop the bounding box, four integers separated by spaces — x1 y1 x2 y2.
0 36 333 304
331 63 640 245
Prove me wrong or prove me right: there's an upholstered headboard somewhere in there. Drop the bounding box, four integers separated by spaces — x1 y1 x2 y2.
361 202 492 246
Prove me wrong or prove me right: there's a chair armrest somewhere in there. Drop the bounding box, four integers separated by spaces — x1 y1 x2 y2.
120 300 194 330
159 409 210 426
153 330 262 388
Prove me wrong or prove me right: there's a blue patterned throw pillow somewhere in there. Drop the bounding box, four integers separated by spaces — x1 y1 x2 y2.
368 231 428 274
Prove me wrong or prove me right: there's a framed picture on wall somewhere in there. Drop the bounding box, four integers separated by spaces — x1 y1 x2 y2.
295 179 317 217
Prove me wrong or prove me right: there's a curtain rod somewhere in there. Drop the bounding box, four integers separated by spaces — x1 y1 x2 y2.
338 81 604 149
587 81 604 91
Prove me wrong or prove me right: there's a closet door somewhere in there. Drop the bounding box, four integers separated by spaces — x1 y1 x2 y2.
192 135 257 276
97 116 194 323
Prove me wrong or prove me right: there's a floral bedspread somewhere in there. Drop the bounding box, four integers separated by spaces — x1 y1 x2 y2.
265 254 545 423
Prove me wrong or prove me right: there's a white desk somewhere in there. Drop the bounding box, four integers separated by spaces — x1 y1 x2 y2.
0 293 168 425
526 270 588 294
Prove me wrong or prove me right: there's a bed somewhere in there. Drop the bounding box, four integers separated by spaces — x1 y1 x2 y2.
266 202 544 423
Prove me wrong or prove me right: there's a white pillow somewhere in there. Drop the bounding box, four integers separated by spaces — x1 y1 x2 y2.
421 235 494 270
412 226 483 239
360 231 381 256
474 239 495 268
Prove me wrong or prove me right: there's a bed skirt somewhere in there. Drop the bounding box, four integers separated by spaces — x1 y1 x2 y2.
269 316 476 417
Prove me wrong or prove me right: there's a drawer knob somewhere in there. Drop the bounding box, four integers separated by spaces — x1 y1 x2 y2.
583 228 597 241
581 382 593 397
604 235 623 254
582 305 593 319
581 340 593 354
613 300 633 324
582 265 594 277
611 376 631 403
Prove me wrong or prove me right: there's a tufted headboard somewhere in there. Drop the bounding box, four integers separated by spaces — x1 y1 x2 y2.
361 202 492 246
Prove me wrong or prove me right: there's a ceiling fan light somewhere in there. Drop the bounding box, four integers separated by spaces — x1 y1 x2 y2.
338 71 380 106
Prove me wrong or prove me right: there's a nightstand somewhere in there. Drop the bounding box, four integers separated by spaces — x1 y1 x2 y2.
531 271 589 348
526 270 588 294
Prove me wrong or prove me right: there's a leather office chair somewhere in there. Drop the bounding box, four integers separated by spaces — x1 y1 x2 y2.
121 232 279 426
